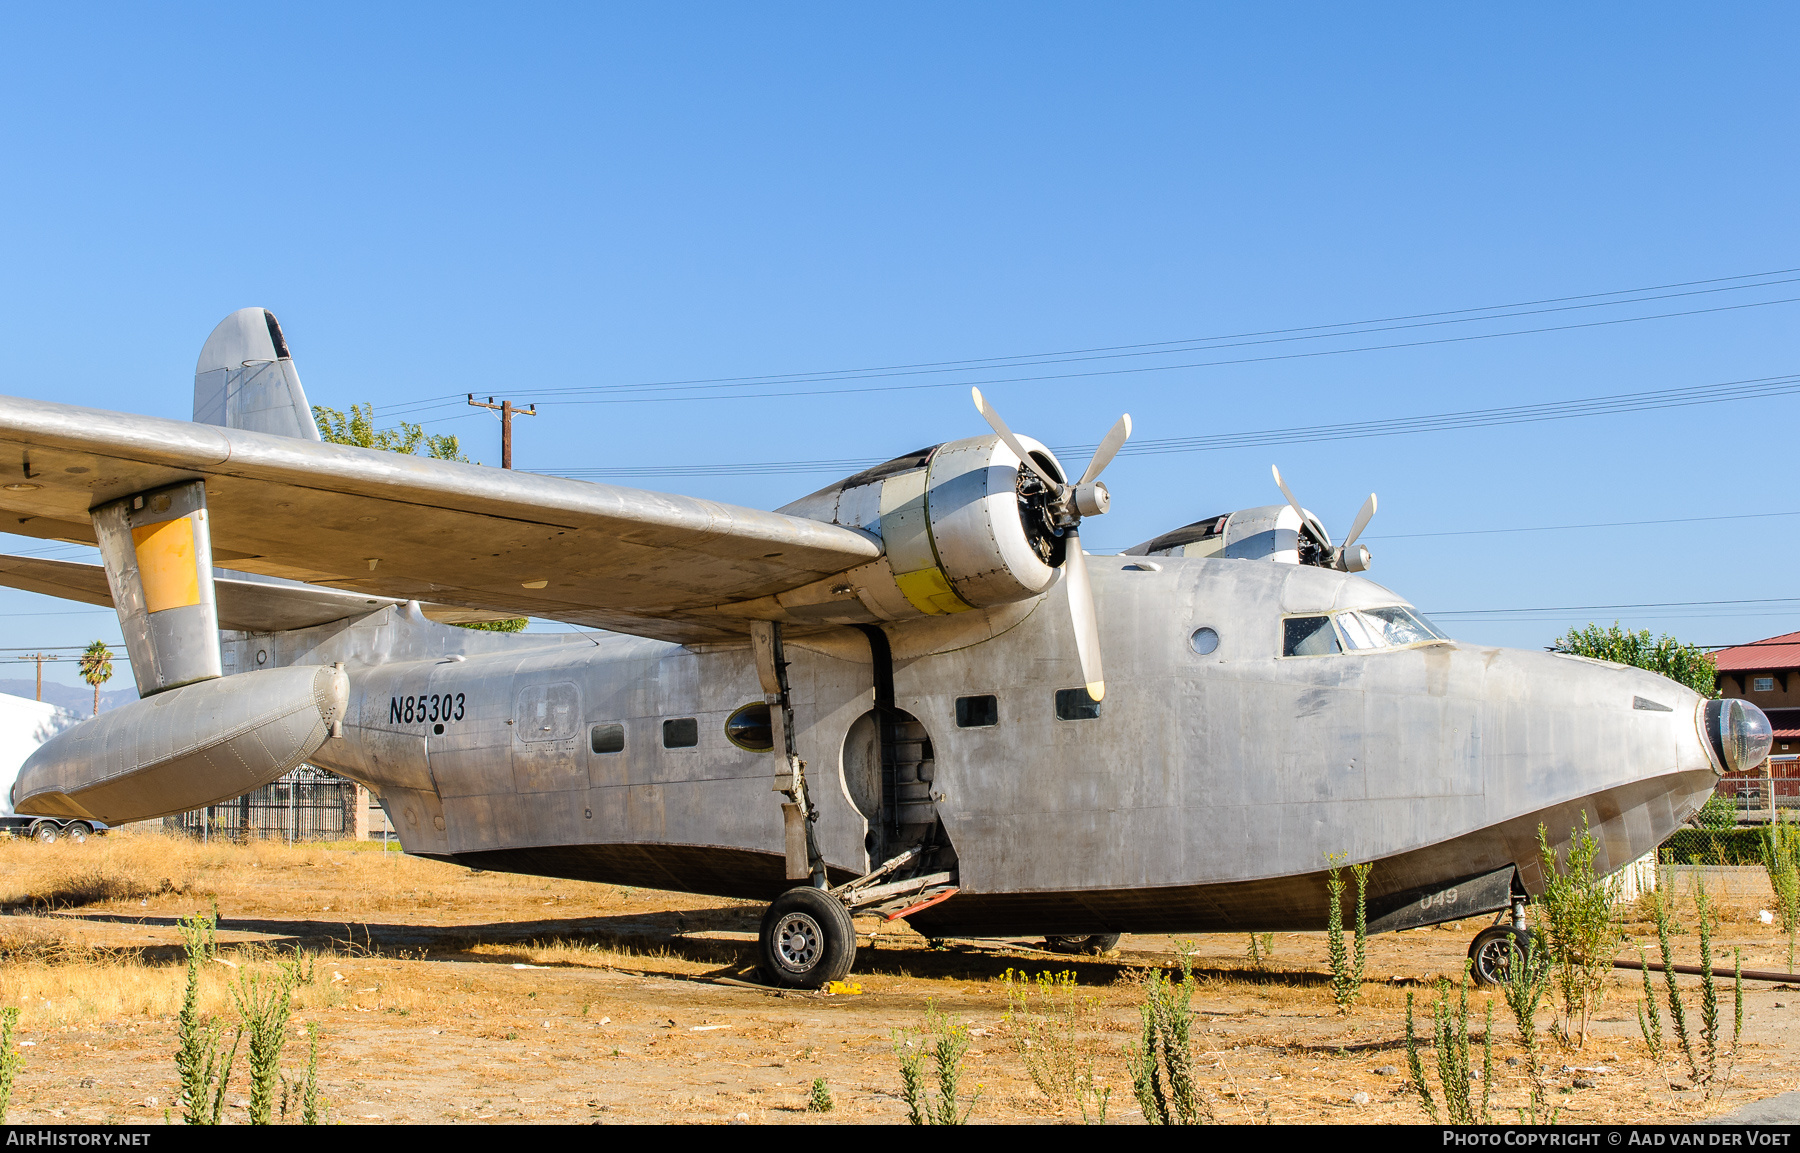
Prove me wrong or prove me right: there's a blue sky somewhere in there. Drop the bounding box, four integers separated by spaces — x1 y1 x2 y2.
0 4 1795 691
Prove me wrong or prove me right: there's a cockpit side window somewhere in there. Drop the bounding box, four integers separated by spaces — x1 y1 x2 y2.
1283 615 1342 657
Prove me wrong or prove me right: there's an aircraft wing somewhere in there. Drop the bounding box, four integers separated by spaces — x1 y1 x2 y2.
0 396 882 643
0 553 525 633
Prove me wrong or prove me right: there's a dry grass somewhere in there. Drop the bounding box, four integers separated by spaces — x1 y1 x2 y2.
0 835 1790 1124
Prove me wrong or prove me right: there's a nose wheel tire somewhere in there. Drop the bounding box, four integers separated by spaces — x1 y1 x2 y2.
758 887 857 990
1044 933 1121 956
1468 925 1534 987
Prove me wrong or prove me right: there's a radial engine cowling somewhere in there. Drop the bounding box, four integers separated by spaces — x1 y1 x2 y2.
12 664 349 824
780 434 1069 621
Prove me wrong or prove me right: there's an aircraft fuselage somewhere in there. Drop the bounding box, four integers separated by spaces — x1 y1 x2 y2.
270 552 1719 938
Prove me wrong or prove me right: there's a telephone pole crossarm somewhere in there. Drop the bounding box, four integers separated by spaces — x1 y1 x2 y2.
467 394 537 470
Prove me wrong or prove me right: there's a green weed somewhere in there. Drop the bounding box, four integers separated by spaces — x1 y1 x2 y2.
1126 957 1212 1125
892 1003 979 1125
1536 818 1622 1047
1001 968 1109 1122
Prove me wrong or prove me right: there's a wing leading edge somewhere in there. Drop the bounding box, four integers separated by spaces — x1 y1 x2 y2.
0 395 881 643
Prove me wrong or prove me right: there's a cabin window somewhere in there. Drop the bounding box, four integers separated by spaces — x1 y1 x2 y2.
1190 626 1219 655
955 695 999 728
1283 615 1341 657
1754 677 1775 693
1054 687 1101 721
725 702 775 751
589 724 625 754
662 718 699 749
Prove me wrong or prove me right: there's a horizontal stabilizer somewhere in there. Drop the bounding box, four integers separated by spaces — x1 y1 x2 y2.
0 554 517 632
13 665 348 823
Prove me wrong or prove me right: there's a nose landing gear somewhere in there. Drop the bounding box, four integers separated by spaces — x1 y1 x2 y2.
1468 896 1534 987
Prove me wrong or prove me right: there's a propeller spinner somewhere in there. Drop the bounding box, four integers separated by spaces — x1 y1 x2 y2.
1271 464 1377 572
972 388 1130 701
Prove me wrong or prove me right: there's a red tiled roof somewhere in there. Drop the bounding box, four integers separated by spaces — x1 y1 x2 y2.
1712 630 1800 673
1768 708 1800 740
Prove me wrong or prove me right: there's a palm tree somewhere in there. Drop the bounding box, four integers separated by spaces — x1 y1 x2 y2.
77 641 112 717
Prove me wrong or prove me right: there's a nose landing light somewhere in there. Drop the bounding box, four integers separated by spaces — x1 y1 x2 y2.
1700 698 1774 776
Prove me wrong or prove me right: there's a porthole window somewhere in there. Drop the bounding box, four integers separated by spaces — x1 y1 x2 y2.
725 702 775 751
955 695 999 728
590 723 624 754
1190 627 1219 655
662 718 699 749
1054 687 1102 721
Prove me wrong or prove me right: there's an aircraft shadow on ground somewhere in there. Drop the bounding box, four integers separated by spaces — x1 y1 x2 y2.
49 906 1338 990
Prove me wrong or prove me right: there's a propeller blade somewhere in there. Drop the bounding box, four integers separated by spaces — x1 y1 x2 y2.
1271 464 1307 524
1271 464 1332 547
1062 528 1104 702
973 388 1062 492
1341 493 1377 551
1077 413 1133 486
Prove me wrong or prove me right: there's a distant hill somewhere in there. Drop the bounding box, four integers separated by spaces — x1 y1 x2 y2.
0 679 138 717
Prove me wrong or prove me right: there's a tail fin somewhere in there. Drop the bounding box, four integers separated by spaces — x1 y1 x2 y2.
192 308 321 440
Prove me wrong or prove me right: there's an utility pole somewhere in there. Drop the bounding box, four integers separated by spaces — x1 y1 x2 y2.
467 395 537 469
19 653 57 702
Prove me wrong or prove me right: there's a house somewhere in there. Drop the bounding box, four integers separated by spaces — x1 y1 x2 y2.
1710 629 1800 817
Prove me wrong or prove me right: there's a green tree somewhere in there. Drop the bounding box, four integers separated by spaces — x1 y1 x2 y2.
1550 623 1717 697
77 640 113 716
312 402 469 462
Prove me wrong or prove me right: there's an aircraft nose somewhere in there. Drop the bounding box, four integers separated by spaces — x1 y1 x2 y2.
1699 698 1774 776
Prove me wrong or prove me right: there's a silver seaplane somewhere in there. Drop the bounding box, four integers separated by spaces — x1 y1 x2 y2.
0 309 1772 987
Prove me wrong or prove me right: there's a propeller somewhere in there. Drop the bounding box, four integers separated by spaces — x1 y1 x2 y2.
972 388 1130 701
1271 464 1377 572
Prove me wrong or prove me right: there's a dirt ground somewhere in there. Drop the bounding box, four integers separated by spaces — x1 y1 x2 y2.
0 830 1793 1125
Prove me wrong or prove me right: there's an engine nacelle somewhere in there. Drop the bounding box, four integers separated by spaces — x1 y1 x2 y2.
12 664 349 824
1126 505 1313 564
1126 503 1368 571
779 434 1068 620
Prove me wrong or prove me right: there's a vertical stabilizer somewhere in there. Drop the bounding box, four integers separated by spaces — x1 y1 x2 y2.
193 308 321 440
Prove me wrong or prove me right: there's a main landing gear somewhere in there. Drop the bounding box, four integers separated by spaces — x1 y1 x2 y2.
756 844 963 989
758 887 857 990
1467 895 1534 987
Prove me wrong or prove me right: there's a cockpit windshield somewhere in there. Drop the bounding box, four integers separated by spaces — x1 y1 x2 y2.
1282 606 1451 657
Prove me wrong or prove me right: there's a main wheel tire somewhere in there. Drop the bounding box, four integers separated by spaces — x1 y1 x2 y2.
1045 933 1122 956
63 823 89 844
759 887 857 990
1468 925 1533 987
31 823 57 845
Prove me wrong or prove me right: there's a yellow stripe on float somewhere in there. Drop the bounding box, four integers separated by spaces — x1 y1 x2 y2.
131 516 201 613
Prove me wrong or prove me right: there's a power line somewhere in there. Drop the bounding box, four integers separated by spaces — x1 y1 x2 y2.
1366 508 1800 541
378 265 1800 417
390 293 1800 418
1430 597 1800 617
520 371 1800 478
